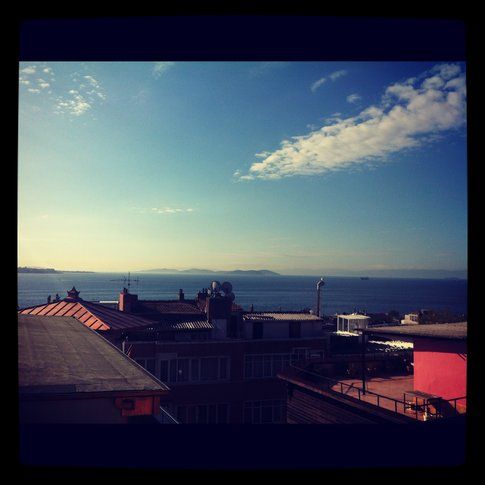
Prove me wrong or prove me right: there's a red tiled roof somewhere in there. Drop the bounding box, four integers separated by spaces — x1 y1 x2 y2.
18 299 154 332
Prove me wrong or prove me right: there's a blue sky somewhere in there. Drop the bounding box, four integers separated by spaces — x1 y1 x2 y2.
18 61 467 275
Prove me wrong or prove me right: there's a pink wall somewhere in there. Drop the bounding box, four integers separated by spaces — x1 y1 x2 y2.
414 338 467 405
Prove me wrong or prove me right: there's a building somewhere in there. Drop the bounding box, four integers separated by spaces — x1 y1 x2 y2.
18 314 174 424
336 313 370 333
278 322 467 423
401 312 420 325
19 284 331 424
18 286 156 348
116 284 330 423
362 322 467 412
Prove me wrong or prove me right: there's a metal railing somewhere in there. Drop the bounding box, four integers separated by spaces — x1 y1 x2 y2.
157 406 179 424
288 363 465 421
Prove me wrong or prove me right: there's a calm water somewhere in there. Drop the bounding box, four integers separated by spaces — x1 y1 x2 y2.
17 273 468 315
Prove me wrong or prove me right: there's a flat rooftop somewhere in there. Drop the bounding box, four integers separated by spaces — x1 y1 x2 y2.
336 314 370 320
18 314 169 396
363 322 467 340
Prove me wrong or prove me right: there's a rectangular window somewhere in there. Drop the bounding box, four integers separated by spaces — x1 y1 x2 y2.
169 359 177 383
217 403 229 424
197 405 208 424
200 357 219 381
191 359 199 381
243 400 286 424
177 358 189 382
219 357 229 379
176 406 187 423
253 355 263 378
160 360 169 382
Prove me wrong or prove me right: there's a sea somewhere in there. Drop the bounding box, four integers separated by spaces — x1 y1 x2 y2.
17 273 468 316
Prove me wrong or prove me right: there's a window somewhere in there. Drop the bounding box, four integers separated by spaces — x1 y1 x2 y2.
243 400 286 424
177 358 189 382
191 359 199 381
135 358 156 376
161 356 230 383
200 357 219 381
219 357 229 379
244 354 292 379
253 321 263 339
160 360 169 382
176 403 230 424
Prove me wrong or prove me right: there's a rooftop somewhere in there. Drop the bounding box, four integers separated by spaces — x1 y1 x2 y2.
243 312 323 322
19 298 155 332
18 314 169 396
363 322 467 340
336 313 371 320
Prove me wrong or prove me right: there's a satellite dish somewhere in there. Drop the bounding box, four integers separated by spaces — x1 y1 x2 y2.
211 281 221 292
226 292 235 302
221 281 233 294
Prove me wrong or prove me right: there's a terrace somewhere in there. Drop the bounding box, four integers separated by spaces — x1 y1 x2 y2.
280 363 466 421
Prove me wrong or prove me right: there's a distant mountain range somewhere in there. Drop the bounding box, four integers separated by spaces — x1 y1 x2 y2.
18 267 95 274
137 268 280 276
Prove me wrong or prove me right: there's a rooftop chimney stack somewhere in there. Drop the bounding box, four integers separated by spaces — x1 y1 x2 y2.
119 287 138 313
179 289 185 301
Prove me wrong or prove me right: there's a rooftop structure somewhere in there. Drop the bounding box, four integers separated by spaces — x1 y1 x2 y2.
362 322 467 340
18 288 155 335
18 314 172 423
336 313 371 332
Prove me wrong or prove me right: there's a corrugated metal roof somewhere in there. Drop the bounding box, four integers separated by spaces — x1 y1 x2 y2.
18 314 169 395
243 312 323 322
363 322 467 340
18 299 154 332
157 319 214 331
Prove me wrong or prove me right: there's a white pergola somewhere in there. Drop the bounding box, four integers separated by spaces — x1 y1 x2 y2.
336 313 371 333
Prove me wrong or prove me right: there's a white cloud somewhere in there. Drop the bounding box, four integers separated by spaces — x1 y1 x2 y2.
152 62 175 78
238 63 466 181
20 65 36 75
28 88 40 94
311 77 327 92
311 69 348 92
329 69 347 81
131 206 195 214
346 93 361 104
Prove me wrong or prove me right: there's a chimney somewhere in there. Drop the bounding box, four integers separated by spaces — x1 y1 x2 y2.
119 287 138 313
179 289 185 301
206 295 232 323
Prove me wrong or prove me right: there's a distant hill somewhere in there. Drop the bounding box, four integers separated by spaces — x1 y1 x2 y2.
138 268 280 276
18 267 95 274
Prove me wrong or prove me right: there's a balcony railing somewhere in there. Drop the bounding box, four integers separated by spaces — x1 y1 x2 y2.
287 363 466 421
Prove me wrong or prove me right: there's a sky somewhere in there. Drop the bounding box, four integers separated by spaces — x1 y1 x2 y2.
18 61 468 275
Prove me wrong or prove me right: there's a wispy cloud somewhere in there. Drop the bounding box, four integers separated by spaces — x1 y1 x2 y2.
152 62 175 78
248 62 290 78
346 93 361 104
131 206 195 215
311 69 348 92
236 64 466 181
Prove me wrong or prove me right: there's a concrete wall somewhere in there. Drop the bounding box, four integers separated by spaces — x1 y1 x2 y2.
413 338 467 406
